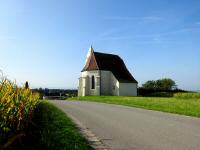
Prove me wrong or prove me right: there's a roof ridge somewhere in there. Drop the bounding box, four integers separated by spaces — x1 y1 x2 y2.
94 51 119 57
82 48 138 83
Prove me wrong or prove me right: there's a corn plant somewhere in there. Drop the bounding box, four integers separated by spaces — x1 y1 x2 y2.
174 92 200 99
0 77 40 134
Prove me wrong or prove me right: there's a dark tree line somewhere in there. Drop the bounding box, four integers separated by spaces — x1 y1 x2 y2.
142 78 176 91
32 88 78 99
138 78 186 97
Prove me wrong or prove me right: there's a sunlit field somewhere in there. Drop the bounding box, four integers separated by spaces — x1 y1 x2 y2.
71 94 200 117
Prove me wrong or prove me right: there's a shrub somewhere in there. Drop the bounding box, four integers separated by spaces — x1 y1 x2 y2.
174 92 200 99
149 92 173 97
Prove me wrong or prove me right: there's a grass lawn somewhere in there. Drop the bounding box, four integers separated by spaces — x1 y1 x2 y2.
70 96 200 118
11 101 93 150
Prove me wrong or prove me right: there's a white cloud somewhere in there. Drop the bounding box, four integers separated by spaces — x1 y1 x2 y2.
141 16 162 22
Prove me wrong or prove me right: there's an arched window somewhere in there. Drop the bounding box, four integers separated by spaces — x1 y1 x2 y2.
91 75 95 89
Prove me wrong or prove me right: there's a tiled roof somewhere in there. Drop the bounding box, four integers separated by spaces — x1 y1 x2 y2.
82 50 137 83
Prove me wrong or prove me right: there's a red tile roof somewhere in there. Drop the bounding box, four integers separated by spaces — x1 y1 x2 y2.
82 50 138 83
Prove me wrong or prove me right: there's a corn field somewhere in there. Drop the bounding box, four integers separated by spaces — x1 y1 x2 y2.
0 76 40 135
174 92 200 99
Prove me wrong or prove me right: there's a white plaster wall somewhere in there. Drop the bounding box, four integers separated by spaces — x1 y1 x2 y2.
81 70 99 78
110 72 119 96
78 77 82 96
81 71 100 96
100 71 111 95
119 83 137 96
78 76 88 96
79 70 137 96
100 71 120 96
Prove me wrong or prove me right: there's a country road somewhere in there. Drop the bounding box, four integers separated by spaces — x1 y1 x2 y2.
49 100 200 150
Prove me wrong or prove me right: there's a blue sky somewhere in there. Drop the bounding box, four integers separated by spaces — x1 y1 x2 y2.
0 0 200 90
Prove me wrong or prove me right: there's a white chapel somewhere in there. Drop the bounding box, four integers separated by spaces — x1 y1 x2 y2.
78 46 138 96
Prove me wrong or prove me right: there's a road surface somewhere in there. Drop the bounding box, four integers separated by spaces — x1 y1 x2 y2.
49 100 200 150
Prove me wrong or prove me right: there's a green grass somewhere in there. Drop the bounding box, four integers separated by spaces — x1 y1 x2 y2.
174 92 200 99
70 96 200 117
10 101 93 150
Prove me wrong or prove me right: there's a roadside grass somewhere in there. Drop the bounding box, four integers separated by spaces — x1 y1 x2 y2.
70 96 200 117
12 101 93 150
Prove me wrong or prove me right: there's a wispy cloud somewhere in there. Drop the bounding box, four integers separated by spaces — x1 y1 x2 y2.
160 26 200 36
96 26 200 44
96 18 200 44
195 22 200 25
103 16 137 20
98 35 175 45
103 15 162 23
141 16 162 22
98 28 120 38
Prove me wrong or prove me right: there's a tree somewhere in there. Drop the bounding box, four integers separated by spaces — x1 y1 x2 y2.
156 78 176 91
142 78 176 91
142 80 156 90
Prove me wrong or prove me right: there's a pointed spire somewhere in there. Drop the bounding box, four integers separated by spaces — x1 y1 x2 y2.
85 45 94 63
89 45 94 53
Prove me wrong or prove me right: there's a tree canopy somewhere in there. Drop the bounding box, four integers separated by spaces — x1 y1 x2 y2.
142 78 176 91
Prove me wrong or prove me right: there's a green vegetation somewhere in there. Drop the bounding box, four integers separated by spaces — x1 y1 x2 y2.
6 101 93 150
0 77 40 149
138 78 186 97
71 96 200 117
142 78 176 90
29 101 92 150
174 92 200 99
0 74 92 149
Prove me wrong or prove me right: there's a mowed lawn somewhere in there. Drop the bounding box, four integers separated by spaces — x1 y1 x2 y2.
70 96 200 117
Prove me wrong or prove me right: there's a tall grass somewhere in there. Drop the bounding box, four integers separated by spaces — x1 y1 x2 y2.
0 75 40 149
174 92 200 99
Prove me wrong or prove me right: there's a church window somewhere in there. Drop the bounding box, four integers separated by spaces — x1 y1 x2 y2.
91 75 95 89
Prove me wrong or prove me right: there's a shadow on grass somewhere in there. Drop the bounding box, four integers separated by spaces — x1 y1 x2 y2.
5 101 93 150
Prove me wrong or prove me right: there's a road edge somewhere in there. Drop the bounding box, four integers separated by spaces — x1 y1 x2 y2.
66 112 111 150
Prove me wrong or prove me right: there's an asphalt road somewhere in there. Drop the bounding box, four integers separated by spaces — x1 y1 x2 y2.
50 100 200 150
